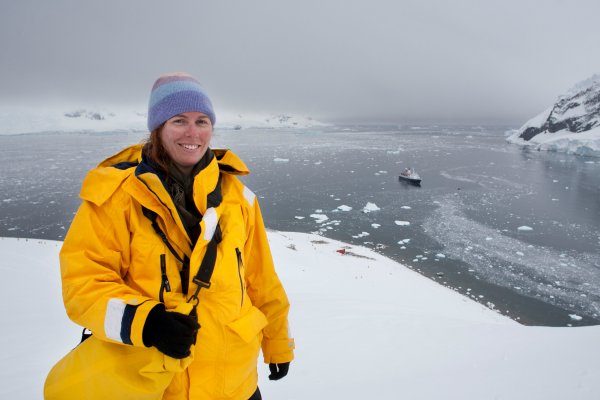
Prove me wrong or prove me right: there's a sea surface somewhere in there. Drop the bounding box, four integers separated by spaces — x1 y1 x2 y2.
1 125 599 326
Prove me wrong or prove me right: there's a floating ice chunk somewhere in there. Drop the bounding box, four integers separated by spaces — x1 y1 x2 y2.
395 221 410 226
337 205 352 211
516 251 524 256
398 239 411 244
401 206 412 209
378 170 388 174
273 158 289 162
294 216 305 220
362 202 380 213
352 232 370 238
314 161 323 165
310 214 329 223
485 237 493 241
436 253 446 258
371 223 381 229
569 314 583 321
517 226 533 231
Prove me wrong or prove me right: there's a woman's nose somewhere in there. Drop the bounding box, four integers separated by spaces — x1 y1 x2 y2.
185 124 199 136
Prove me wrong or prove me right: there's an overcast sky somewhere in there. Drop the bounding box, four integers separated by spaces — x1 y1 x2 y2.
1 0 599 124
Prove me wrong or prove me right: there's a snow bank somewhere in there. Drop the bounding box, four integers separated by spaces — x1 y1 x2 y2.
1 234 599 399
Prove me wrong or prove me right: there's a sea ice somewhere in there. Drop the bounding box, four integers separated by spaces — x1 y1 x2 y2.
395 221 410 226
352 232 370 238
310 214 329 224
517 226 533 231
362 202 380 213
273 158 289 162
337 205 352 211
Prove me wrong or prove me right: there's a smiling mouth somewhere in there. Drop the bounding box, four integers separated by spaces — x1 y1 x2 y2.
180 144 200 150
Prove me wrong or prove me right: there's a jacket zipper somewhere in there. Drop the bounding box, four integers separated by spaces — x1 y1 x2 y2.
159 254 171 303
235 248 245 307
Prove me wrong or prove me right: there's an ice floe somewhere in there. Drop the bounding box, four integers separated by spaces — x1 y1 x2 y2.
362 202 380 213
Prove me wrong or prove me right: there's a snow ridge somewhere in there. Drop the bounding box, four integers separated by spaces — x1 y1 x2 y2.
0 106 328 135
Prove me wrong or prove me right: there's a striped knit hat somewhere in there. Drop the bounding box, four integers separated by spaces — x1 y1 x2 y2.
147 72 216 132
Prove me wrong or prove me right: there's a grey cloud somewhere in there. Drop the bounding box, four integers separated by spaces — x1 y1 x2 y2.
2 0 600 123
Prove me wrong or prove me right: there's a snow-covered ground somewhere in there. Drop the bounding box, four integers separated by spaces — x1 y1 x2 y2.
0 106 328 135
1 232 599 399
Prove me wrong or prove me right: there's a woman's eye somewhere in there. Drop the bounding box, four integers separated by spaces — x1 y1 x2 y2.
196 119 209 125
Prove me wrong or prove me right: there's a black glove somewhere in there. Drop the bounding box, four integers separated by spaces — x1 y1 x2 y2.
268 362 290 380
142 304 199 359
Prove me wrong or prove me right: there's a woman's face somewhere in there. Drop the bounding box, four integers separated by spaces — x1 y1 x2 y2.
160 112 213 175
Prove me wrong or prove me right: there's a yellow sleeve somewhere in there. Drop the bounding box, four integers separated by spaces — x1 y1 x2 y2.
60 196 160 347
243 196 295 364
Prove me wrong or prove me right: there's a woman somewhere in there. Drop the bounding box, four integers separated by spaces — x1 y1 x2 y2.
52 72 294 399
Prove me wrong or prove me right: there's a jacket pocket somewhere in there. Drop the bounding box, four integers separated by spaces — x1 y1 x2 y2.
226 306 268 344
223 306 269 396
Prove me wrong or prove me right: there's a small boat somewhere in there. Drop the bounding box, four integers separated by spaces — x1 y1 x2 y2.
399 167 421 185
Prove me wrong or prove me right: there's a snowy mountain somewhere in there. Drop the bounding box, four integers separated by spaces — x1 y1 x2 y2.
215 111 330 130
506 74 600 157
0 106 328 135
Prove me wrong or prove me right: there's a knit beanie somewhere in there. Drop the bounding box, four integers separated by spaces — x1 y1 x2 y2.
147 72 216 132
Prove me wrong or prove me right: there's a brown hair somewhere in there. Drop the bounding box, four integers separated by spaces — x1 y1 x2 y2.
142 125 170 175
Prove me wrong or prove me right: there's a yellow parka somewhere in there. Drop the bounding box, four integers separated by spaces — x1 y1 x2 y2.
58 144 294 399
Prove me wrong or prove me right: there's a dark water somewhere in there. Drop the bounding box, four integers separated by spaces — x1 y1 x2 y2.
1 125 599 326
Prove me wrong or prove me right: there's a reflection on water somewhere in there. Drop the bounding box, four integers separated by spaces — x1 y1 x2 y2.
1 125 599 326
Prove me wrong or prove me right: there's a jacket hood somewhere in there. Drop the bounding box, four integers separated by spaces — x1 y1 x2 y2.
81 144 249 206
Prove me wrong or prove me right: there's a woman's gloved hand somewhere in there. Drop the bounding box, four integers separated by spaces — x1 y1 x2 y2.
268 362 290 380
142 304 199 359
